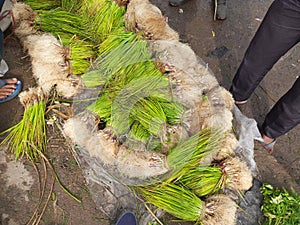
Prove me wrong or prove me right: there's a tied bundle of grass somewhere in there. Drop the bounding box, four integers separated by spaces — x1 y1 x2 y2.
34 8 89 41
85 30 170 124
84 62 169 129
87 73 184 150
97 31 141 56
160 100 185 125
174 156 253 196
111 76 170 137
61 0 82 12
136 183 237 224
0 88 47 161
23 0 60 10
63 37 96 75
129 98 167 137
79 0 126 42
127 120 151 143
87 93 113 123
177 166 223 197
137 183 203 222
22 1 97 76
82 31 151 88
167 129 221 173
83 32 152 87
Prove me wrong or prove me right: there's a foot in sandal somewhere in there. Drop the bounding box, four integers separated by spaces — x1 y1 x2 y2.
261 134 276 153
0 78 22 103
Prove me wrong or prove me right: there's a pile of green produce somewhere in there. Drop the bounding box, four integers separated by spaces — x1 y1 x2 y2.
261 183 300 225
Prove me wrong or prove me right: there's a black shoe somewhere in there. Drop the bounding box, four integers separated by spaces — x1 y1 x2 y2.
169 0 188 7
216 0 227 20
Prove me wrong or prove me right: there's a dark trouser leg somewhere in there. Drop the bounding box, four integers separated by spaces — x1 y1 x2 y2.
262 78 300 139
230 0 300 101
0 29 3 61
0 0 6 61
0 0 4 10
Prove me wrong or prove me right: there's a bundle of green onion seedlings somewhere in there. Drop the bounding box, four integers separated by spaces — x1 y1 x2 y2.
61 0 82 12
127 120 151 143
160 100 185 125
79 0 126 42
110 76 171 136
86 93 113 123
85 33 152 87
35 8 90 41
63 37 96 75
129 98 167 136
176 165 223 197
166 129 221 173
137 183 203 222
83 32 174 135
135 183 237 224
83 62 168 127
82 31 150 88
23 0 60 10
0 88 47 161
87 71 184 149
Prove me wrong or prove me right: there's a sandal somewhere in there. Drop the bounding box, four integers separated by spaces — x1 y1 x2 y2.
261 134 276 153
0 78 22 103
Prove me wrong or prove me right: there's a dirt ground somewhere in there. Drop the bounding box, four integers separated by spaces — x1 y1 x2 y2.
151 0 300 193
0 0 299 225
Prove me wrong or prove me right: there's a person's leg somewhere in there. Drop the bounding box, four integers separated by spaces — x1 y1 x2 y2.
230 0 300 102
0 0 7 74
0 29 3 61
0 0 4 11
0 0 8 52
261 77 300 152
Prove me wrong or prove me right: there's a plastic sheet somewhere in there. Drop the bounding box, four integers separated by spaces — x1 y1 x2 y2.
232 105 264 225
232 105 264 178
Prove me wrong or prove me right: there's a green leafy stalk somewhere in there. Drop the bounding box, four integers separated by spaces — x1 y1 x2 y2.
127 121 151 143
167 129 221 172
0 98 47 161
82 32 151 88
23 0 60 10
111 76 170 136
79 0 126 42
177 166 223 197
61 0 82 12
136 183 203 222
159 100 185 125
129 98 167 136
35 8 90 40
63 37 96 75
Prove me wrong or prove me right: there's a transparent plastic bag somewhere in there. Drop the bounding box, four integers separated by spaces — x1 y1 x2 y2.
232 105 263 178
